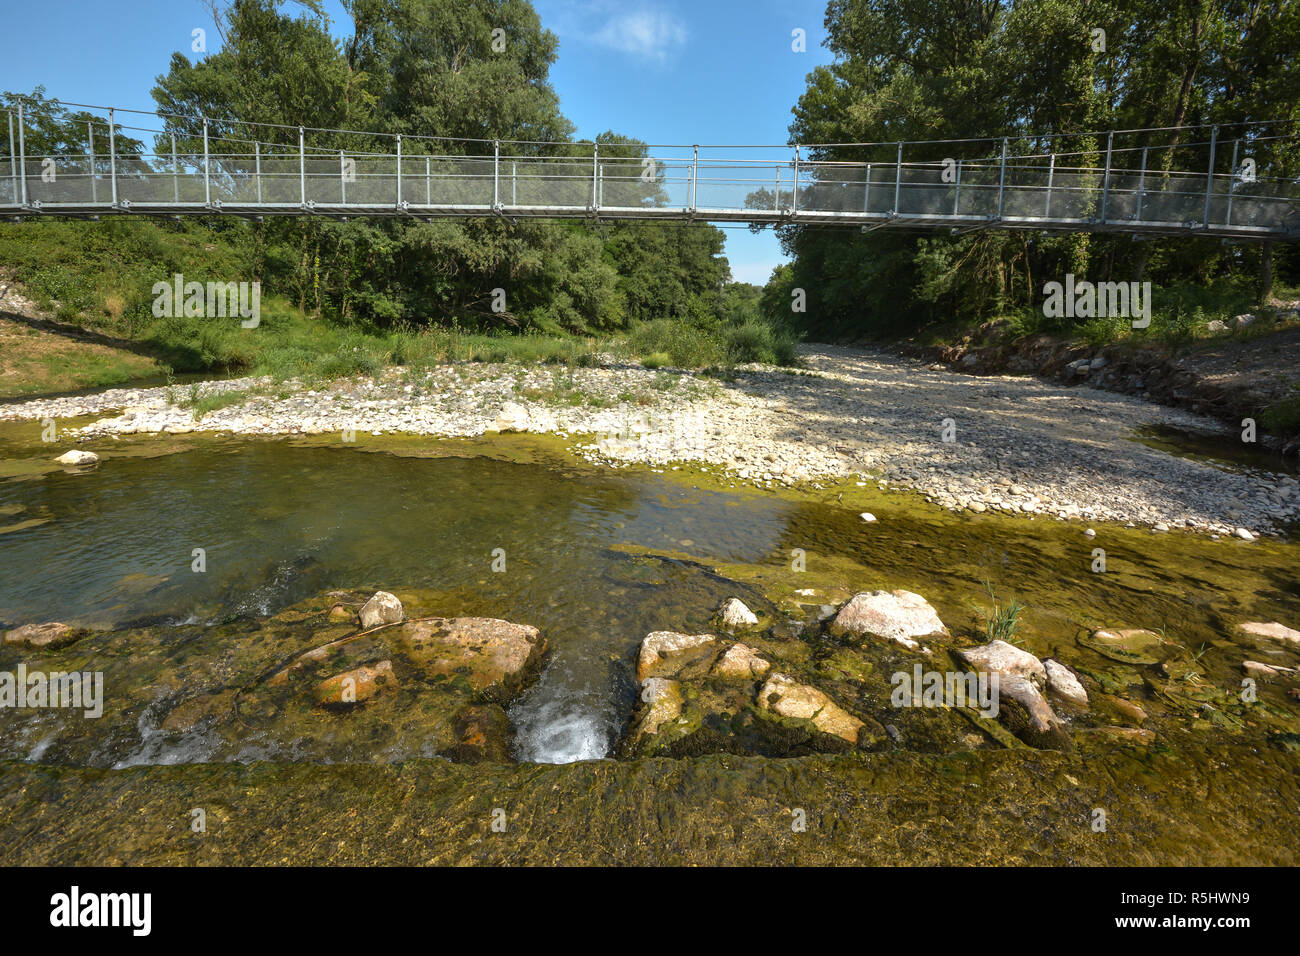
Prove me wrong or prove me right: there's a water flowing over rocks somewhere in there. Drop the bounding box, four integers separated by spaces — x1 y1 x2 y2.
448 705 512 764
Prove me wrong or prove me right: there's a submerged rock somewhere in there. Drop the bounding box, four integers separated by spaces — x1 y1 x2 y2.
314 660 397 707
716 597 758 630
1242 660 1280 680
4 622 83 650
710 642 771 680
359 591 404 629
1102 695 1149 725
161 690 238 732
447 704 512 763
401 617 546 700
1079 628 1167 665
1238 621 1300 644
1045 659 1089 709
756 673 865 744
328 603 356 623
635 631 720 682
827 589 946 650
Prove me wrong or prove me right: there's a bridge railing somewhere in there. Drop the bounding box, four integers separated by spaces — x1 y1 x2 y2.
2 99 1298 237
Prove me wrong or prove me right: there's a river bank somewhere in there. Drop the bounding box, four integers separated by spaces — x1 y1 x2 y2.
3 344 1298 537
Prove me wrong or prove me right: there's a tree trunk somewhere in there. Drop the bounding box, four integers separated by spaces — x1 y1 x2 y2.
1131 238 1151 282
1259 242 1274 301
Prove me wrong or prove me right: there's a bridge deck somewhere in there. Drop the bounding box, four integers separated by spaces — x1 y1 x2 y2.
3 102 1298 239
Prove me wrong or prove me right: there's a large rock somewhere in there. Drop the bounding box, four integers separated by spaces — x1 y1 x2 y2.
756 673 865 744
629 678 684 742
54 450 99 467
4 622 82 650
1242 660 1281 681
314 660 397 707
957 639 1047 688
710 643 771 680
1044 659 1089 708
401 617 546 700
359 591 404 629
996 674 1072 750
716 597 758 630
635 631 720 682
827 590 946 650
447 704 512 763
492 401 530 432
1239 621 1300 644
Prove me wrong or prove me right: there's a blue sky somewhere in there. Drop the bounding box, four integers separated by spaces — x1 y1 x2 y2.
3 0 833 284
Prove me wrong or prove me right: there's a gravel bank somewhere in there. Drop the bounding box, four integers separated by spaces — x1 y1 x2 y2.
4 344 1296 536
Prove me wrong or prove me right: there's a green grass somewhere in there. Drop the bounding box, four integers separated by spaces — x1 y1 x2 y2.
0 218 801 399
1260 387 1300 432
923 278 1298 352
981 582 1026 645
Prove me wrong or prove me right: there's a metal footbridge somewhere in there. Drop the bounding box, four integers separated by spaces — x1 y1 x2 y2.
3 98 1298 240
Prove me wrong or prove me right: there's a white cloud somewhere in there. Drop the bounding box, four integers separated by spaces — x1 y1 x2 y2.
590 7 688 62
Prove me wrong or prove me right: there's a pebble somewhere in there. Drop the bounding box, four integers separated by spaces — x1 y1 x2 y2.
3 346 1294 537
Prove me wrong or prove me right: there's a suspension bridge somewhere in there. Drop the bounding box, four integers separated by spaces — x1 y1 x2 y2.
3 98 1298 240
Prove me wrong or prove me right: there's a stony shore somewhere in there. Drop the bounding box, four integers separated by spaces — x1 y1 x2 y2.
3 344 1297 536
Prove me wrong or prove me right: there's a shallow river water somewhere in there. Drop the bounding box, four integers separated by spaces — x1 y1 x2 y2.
1 422 1297 863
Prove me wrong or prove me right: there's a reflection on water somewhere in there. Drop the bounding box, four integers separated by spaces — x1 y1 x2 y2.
1133 423 1300 475
0 437 793 762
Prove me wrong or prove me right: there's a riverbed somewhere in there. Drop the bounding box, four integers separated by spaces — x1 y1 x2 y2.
1 362 1298 864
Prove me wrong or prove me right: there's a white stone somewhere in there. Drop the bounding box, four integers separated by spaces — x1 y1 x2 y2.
359 590 404 629
827 590 947 650
1044 659 1088 708
957 639 1047 688
54 450 99 466
716 597 758 629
